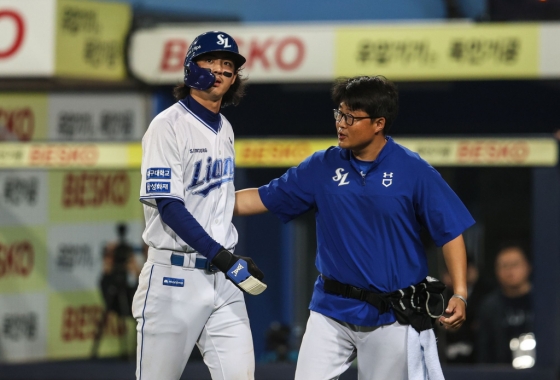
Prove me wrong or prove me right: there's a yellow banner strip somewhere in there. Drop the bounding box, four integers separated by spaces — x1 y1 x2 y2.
0 143 131 169
396 138 558 166
335 23 541 81
0 138 556 169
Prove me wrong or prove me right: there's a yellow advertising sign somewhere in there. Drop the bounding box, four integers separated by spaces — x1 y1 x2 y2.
49 170 143 222
55 0 132 80
0 226 47 294
0 138 556 169
336 23 540 80
235 139 337 168
235 138 558 167
396 138 558 166
48 290 136 359
0 143 132 169
0 94 48 141
127 143 142 168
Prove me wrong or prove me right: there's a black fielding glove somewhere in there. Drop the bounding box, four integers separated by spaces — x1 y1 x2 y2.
211 248 267 295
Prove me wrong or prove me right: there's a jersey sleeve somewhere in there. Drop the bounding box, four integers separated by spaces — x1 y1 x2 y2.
139 119 185 207
413 165 475 247
258 154 316 223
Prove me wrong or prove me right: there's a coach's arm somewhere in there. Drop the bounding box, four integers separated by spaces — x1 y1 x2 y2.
438 234 468 330
234 188 269 216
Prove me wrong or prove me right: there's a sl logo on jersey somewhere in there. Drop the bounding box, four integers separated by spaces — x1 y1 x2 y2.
217 34 232 48
333 168 350 186
382 172 393 187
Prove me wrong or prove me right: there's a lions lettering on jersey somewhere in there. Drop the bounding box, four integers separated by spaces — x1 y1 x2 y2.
188 156 234 197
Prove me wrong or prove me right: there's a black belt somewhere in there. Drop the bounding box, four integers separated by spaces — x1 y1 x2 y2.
322 275 392 313
321 274 448 333
171 253 219 272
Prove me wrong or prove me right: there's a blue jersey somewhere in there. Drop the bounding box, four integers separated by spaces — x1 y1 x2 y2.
258 137 475 327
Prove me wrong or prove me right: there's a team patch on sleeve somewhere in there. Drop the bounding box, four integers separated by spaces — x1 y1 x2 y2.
162 277 184 287
146 182 171 193
147 168 171 179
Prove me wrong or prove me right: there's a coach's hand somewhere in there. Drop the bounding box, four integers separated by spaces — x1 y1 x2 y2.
211 248 267 295
438 296 466 330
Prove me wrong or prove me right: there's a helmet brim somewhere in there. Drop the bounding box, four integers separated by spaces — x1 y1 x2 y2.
193 50 246 71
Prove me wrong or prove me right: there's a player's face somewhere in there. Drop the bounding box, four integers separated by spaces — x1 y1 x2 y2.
195 52 237 98
335 102 384 155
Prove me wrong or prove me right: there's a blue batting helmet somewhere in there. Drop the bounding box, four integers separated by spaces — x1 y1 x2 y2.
184 31 246 90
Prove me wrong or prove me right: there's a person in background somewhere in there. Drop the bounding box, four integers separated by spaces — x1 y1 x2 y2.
476 244 533 364
93 223 140 359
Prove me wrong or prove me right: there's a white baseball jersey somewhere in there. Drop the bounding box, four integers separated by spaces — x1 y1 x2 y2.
139 99 238 253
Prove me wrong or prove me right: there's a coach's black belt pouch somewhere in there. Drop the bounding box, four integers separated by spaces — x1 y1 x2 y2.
322 275 446 333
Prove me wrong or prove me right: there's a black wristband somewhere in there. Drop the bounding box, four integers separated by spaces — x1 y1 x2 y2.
211 248 237 273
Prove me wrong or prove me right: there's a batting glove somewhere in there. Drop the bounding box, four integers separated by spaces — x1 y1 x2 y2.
211 248 267 295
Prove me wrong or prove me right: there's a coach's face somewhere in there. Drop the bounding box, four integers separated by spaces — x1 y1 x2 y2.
195 52 237 99
335 102 384 157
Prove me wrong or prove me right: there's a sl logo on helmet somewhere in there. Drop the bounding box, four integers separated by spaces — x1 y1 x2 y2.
217 34 232 48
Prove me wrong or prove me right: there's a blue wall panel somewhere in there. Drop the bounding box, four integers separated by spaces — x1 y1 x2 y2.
106 0 486 21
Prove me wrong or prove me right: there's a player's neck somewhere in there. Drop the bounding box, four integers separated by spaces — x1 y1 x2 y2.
190 91 222 114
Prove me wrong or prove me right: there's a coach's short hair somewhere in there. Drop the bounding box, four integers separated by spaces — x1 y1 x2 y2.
331 76 399 135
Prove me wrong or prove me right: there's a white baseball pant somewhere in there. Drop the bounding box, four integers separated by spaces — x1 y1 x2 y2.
132 249 255 380
295 311 408 380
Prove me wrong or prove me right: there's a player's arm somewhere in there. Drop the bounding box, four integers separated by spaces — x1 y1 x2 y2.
234 188 269 216
157 198 266 295
439 234 468 330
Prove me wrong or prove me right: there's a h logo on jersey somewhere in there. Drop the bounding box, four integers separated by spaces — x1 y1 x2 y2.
231 263 244 277
333 168 350 186
382 172 393 187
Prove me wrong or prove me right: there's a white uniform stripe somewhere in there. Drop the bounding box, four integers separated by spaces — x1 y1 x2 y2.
138 264 155 380
140 195 184 207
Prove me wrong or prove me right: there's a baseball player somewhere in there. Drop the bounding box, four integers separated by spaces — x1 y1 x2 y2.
234 76 475 379
132 31 266 380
